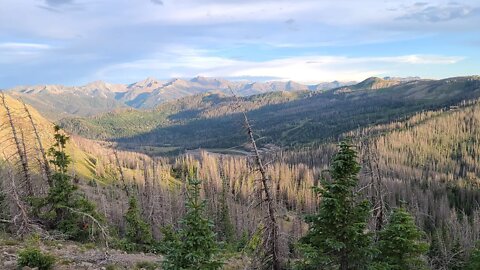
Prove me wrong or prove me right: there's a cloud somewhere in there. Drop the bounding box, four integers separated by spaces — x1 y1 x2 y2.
0 42 52 50
150 0 163 5
38 0 82 12
397 2 480 22
95 47 464 83
0 0 478 87
0 42 53 65
414 2 429 7
44 0 74 7
139 1 315 25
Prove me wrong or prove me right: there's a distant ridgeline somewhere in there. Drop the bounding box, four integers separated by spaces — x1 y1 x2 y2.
57 76 480 154
5 76 354 120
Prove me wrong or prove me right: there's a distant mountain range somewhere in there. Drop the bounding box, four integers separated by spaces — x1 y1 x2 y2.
4 76 360 119
59 75 480 153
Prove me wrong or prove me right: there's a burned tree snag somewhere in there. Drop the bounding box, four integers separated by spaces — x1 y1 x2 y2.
364 140 386 236
229 88 281 270
114 150 130 197
22 100 52 187
0 93 33 196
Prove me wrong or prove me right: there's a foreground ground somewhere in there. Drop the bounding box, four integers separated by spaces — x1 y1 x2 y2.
0 236 161 270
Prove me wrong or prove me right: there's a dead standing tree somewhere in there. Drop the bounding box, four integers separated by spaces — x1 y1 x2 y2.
229 88 281 270
362 139 386 237
0 156 43 237
0 93 33 196
114 149 130 197
22 100 52 187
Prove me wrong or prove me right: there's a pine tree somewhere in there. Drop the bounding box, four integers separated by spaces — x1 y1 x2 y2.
217 175 234 244
375 207 429 270
296 141 372 270
33 125 101 241
162 179 222 270
124 196 153 248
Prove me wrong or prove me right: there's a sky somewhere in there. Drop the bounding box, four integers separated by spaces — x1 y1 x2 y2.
1 0 480 88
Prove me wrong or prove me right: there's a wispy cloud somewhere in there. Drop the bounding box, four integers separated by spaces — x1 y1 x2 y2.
0 42 52 50
150 0 163 5
38 0 82 12
397 2 480 22
0 42 53 65
96 48 464 83
44 0 74 7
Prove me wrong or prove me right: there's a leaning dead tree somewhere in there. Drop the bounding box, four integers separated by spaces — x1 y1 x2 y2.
22 100 52 187
0 93 33 196
229 88 281 270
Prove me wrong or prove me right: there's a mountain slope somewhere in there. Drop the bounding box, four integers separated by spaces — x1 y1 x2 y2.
5 77 354 119
59 90 311 143
59 76 480 154
7 82 127 120
0 94 153 183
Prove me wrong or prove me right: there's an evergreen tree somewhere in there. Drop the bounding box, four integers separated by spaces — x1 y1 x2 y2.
33 125 101 241
162 179 222 270
124 196 153 248
217 176 234 244
296 141 372 270
375 207 429 270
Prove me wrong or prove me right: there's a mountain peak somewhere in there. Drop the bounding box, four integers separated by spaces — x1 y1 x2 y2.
84 80 108 88
165 78 190 87
356 77 400 90
131 77 161 88
190 76 226 85
191 75 208 82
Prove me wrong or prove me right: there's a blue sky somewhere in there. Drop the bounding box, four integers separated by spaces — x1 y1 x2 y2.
1 0 479 87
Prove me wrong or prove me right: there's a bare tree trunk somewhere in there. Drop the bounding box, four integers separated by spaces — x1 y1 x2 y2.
229 88 280 270
364 140 386 236
1 93 33 196
22 100 52 187
148 160 157 225
2 158 33 236
114 150 129 197
371 141 385 233
142 158 150 216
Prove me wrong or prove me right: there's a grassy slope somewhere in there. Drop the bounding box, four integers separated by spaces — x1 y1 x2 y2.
0 94 143 183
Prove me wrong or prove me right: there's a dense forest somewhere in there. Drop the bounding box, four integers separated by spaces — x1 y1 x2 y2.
2 75 480 269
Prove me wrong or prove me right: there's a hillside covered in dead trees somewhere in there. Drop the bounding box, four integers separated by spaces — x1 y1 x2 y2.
2 76 480 269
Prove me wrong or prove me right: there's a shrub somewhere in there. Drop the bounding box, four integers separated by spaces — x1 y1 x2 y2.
17 247 55 270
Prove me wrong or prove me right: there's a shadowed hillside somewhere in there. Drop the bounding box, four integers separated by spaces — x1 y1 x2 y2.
60 76 480 154
5 76 354 120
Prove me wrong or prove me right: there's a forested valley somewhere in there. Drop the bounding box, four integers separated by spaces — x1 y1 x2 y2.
2 76 480 269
